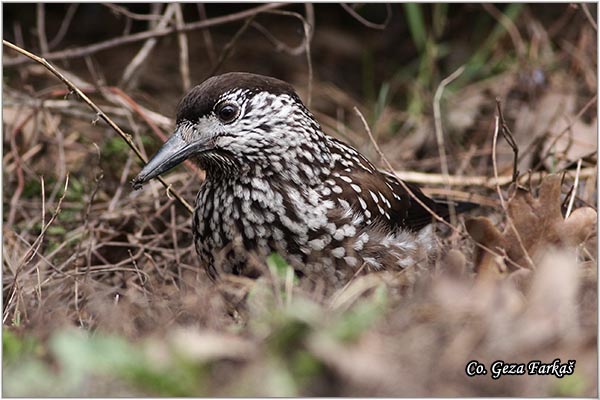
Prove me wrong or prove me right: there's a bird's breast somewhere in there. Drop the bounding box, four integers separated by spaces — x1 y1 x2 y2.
191 173 435 285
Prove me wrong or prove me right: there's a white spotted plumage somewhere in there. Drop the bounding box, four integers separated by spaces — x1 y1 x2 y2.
134 72 473 287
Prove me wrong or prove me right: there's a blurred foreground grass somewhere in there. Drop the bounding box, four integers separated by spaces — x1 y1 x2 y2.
2 271 390 397
3 251 596 397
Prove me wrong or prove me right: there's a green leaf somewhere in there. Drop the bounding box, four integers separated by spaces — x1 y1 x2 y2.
403 4 427 52
551 373 586 396
267 252 293 280
3 329 38 363
432 3 448 38
331 285 388 342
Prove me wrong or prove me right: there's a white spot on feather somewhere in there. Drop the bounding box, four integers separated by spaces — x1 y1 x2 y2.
344 256 358 267
331 247 345 258
358 197 367 210
369 190 379 203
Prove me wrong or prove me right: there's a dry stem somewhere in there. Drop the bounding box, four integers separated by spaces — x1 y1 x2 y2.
4 3 287 67
3 40 194 214
433 65 465 226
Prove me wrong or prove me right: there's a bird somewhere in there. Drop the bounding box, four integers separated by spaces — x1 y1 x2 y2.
132 72 474 287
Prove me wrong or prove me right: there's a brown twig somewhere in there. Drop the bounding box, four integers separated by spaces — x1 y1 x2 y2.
12 20 24 49
532 94 597 172
547 4 577 39
565 158 582 219
328 261 369 309
354 106 448 226
108 156 133 213
207 15 257 78
482 3 526 59
3 175 70 321
264 9 314 107
340 3 392 30
83 144 104 283
48 4 79 50
254 7 314 56
120 4 177 89
36 3 49 54
3 39 194 214
433 65 465 226
104 3 164 21
581 4 598 31
492 113 535 270
7 110 31 227
174 4 191 92
196 4 217 66
421 188 496 208
42 110 67 205
495 99 519 182
170 205 181 267
4 3 287 67
491 116 507 210
393 168 596 188
35 177 46 306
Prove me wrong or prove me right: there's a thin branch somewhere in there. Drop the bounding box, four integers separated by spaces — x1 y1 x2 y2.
36 3 49 54
565 159 582 219
196 4 217 66
304 3 315 37
3 175 70 320
263 9 314 107
4 3 287 67
533 94 597 171
3 40 194 214
492 116 507 211
207 15 257 78
42 110 67 204
492 112 535 270
7 110 29 227
174 4 191 91
433 65 465 226
581 4 598 31
340 3 392 30
328 261 368 309
495 99 519 182
255 7 314 56
48 4 79 50
120 4 177 88
104 3 165 21
108 156 133 212
12 20 24 48
35 177 46 304
354 106 448 227
482 3 526 59
393 168 596 188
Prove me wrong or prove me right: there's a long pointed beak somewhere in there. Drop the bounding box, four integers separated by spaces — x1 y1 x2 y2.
132 125 210 190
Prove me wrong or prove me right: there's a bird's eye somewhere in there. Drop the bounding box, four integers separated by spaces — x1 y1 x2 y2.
215 102 239 123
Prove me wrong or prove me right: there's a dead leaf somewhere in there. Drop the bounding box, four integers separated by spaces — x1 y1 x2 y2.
441 249 467 278
466 175 597 274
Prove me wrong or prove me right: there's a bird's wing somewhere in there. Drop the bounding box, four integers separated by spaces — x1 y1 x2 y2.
323 138 439 232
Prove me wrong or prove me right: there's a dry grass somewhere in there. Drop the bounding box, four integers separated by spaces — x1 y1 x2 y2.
2 3 597 397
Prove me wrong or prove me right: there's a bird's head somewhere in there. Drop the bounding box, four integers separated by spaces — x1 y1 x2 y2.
133 72 327 188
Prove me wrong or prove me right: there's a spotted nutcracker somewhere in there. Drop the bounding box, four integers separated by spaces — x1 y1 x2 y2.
133 72 474 286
